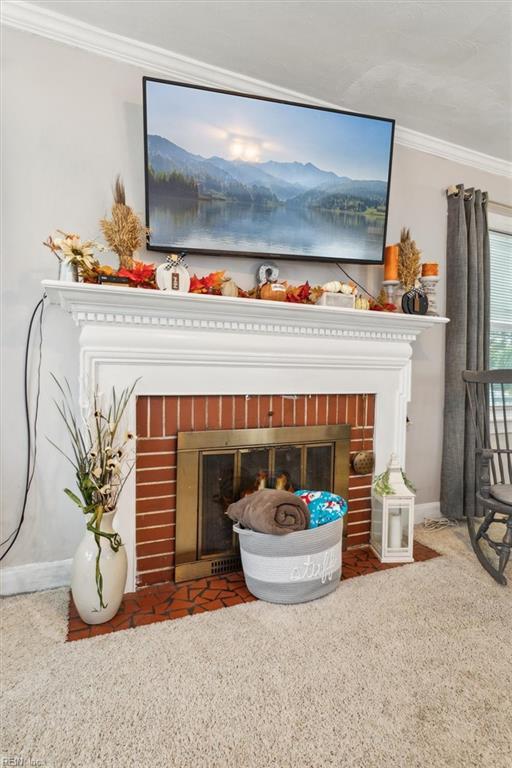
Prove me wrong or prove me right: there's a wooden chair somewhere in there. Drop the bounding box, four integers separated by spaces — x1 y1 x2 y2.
462 370 512 585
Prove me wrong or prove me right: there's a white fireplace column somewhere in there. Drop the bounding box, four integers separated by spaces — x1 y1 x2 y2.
44 280 448 592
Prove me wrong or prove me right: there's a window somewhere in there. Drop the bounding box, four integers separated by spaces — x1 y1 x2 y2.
489 225 512 370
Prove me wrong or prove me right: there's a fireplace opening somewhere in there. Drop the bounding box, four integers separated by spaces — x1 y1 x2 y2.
175 425 351 582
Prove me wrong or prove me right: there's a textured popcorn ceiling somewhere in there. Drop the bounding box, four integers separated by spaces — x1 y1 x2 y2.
35 0 511 160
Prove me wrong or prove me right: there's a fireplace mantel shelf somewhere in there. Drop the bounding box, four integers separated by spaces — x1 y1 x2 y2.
43 280 448 342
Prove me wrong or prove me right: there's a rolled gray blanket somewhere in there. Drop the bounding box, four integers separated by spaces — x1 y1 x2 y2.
226 489 309 535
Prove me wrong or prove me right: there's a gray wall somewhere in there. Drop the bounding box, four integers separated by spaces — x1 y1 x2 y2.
1 27 511 569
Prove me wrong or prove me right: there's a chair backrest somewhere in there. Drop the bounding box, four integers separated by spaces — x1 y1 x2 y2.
462 370 512 485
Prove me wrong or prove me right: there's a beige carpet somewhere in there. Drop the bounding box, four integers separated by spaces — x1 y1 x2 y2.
1 526 511 768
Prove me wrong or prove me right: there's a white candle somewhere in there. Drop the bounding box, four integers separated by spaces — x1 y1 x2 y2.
389 510 402 549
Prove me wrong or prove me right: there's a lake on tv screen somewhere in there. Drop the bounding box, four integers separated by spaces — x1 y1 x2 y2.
145 82 392 260
148 196 386 260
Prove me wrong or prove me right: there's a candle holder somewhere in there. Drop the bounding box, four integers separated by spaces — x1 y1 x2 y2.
419 275 439 316
381 279 399 306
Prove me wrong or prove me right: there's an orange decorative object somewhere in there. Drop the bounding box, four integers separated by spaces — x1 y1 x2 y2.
260 282 287 301
286 282 312 303
422 263 439 277
189 270 225 294
369 300 397 313
384 244 399 280
118 260 156 288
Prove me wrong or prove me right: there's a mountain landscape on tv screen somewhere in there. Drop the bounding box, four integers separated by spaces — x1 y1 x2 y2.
147 135 388 215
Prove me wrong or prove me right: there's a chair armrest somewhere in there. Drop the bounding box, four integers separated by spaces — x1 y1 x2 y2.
477 449 494 498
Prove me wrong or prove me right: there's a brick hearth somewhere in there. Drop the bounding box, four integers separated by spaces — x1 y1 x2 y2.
135 394 375 588
67 541 440 641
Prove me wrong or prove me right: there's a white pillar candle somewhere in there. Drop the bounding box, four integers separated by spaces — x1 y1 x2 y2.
388 509 402 549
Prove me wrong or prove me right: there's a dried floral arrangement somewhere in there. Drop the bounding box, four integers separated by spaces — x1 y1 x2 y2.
49 376 137 609
398 227 421 291
43 231 104 276
100 176 149 271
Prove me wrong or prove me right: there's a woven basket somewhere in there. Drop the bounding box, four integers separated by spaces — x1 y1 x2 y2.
234 519 342 604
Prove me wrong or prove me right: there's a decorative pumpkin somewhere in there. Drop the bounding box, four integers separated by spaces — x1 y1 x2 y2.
322 280 355 295
322 280 343 293
221 278 239 297
355 296 370 310
155 253 190 293
260 282 287 301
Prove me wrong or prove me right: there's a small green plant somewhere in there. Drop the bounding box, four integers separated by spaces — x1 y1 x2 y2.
373 468 416 496
49 376 138 608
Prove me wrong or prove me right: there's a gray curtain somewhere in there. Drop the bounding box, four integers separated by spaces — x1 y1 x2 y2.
440 184 490 519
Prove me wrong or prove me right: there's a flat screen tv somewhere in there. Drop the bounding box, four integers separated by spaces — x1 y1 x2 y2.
143 77 395 264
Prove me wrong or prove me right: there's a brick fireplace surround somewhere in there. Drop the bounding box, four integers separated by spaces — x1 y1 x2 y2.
136 393 374 587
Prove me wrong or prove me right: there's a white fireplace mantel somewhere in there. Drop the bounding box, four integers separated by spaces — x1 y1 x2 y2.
44 280 446 341
43 280 448 591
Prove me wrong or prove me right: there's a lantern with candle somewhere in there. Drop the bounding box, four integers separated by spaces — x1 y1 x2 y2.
371 454 415 563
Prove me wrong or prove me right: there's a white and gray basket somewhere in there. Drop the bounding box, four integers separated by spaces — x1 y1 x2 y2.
234 518 342 604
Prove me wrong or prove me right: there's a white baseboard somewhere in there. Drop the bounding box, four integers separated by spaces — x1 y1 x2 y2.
0 558 72 596
414 501 441 525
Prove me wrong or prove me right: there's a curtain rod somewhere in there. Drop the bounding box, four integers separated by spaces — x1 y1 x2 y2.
445 186 512 213
489 200 512 214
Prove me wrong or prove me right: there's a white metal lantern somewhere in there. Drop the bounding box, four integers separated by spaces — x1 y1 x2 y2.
371 453 415 563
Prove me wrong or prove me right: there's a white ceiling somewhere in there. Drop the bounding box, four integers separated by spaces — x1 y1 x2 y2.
34 0 512 160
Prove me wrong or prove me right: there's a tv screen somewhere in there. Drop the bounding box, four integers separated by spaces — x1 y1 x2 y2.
143 77 395 263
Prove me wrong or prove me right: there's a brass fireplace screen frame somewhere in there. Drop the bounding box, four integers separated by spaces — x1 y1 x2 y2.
175 425 351 582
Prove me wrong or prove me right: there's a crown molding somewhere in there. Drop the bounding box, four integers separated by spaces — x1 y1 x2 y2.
2 0 511 178
394 126 511 178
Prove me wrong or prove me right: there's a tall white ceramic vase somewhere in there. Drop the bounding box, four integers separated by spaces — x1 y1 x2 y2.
71 510 127 625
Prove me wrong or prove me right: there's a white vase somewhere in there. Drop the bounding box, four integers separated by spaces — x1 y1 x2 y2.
71 510 127 625
58 260 79 282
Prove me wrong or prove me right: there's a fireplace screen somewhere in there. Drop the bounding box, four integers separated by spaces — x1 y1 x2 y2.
175 425 350 582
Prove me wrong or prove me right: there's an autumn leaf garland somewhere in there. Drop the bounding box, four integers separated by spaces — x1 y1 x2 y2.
189 270 226 294
118 260 157 288
188 271 323 304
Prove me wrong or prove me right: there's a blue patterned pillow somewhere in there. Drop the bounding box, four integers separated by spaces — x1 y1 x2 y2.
294 490 348 529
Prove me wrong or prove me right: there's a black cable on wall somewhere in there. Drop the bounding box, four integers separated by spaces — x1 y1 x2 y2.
1 294 45 561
